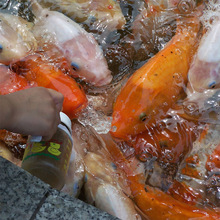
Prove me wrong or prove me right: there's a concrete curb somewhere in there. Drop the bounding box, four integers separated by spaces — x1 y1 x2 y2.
0 156 118 220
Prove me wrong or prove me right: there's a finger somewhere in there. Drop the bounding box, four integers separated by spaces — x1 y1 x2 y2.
42 110 61 141
42 133 53 142
47 89 64 112
54 109 61 128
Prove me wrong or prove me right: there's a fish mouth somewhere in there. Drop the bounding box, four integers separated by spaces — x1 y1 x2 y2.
92 73 113 87
72 101 88 117
110 115 126 140
110 115 134 141
109 126 128 141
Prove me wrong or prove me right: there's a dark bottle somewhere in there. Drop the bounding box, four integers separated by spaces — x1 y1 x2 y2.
22 112 73 190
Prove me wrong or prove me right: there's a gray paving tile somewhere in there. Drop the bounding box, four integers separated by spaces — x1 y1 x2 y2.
35 190 118 220
0 157 118 220
0 156 50 220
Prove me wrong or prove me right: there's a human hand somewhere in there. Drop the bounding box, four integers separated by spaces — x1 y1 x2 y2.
0 87 64 140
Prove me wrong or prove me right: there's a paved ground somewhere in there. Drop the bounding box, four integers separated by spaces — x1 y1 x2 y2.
0 156 118 220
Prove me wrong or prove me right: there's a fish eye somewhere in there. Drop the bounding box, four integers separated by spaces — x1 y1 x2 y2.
139 112 147 122
71 62 79 71
88 15 96 23
0 44 3 53
209 81 216 89
111 162 117 170
159 140 168 148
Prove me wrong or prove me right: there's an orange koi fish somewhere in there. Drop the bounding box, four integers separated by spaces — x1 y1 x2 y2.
145 0 202 13
168 124 220 209
111 16 200 140
0 140 22 167
11 54 88 119
124 108 200 191
0 65 30 162
101 133 220 220
128 112 198 164
0 64 31 95
0 129 27 160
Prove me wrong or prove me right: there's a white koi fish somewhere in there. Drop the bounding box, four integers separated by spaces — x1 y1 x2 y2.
0 12 37 65
84 152 141 220
188 4 220 92
36 0 126 31
183 89 220 124
30 0 112 86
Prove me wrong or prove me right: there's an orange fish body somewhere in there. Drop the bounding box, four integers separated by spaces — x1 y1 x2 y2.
11 54 88 119
101 133 220 220
111 17 200 140
206 144 220 172
0 65 30 95
129 176 220 220
128 114 198 164
167 180 202 206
